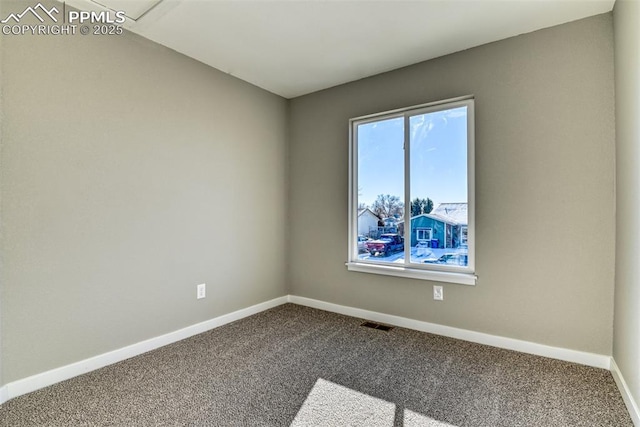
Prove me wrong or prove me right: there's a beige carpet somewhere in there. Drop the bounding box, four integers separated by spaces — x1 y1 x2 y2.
0 303 632 426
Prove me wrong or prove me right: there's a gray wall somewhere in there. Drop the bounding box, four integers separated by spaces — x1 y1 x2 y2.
288 14 615 355
613 0 640 414
1 1 287 383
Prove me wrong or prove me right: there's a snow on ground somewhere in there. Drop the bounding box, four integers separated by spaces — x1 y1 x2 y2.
358 247 468 264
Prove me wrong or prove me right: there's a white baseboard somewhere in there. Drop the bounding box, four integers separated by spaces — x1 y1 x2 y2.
611 358 640 426
0 294 619 408
0 385 8 405
288 295 611 369
3 296 288 402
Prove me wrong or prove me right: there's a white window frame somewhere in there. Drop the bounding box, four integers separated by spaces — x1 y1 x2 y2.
416 228 433 242
346 96 476 286
461 226 469 246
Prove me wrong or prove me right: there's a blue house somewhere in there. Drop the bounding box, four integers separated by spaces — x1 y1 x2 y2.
398 203 468 249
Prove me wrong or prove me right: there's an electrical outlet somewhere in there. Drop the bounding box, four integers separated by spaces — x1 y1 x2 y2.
197 283 206 299
433 285 443 301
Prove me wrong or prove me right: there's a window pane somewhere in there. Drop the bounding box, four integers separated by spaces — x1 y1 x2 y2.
356 117 405 263
409 106 468 266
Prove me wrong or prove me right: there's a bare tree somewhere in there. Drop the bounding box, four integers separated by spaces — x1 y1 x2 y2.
371 194 404 219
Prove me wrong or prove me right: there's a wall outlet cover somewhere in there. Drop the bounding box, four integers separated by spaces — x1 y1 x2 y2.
433 285 443 301
197 283 206 299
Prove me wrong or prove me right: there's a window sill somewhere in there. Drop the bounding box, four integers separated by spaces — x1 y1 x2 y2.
345 262 477 286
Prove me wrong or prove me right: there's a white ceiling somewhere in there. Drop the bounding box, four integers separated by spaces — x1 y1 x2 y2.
91 0 162 20
69 0 615 99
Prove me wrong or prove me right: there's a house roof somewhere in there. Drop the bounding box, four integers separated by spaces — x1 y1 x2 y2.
398 213 459 226
397 203 468 226
358 208 379 219
432 203 468 225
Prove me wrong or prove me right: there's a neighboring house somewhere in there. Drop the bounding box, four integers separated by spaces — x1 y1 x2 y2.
432 203 468 247
382 217 398 227
398 203 468 248
357 208 380 238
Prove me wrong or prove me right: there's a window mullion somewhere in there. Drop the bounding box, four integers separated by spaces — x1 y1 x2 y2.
403 114 411 267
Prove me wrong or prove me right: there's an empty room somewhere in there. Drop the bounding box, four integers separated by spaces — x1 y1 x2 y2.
0 0 638 425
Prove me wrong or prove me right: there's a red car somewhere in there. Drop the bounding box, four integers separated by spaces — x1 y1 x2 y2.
365 234 404 257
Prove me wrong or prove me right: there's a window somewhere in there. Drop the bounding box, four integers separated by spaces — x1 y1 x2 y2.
348 96 475 285
461 226 468 246
416 228 433 242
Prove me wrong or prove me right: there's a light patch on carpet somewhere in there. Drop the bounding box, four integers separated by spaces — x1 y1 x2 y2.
291 378 395 426
291 378 457 427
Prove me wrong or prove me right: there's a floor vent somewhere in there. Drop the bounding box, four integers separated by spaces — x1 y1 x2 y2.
361 321 394 332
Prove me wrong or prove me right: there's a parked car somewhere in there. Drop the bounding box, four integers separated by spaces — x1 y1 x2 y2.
365 233 404 257
423 253 468 266
357 235 371 252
